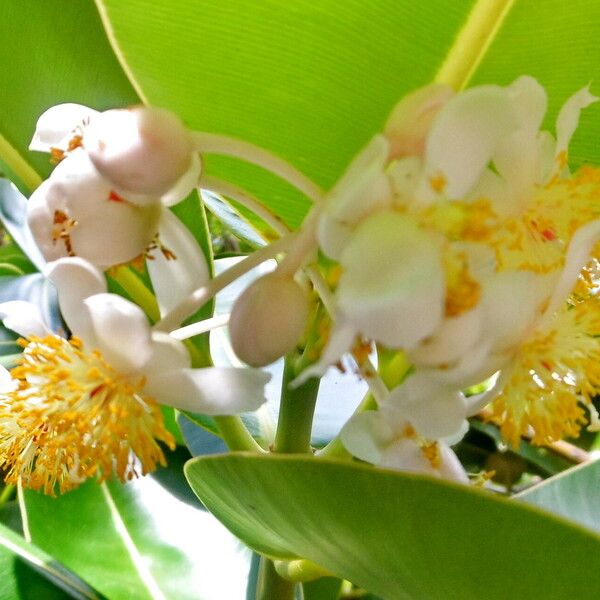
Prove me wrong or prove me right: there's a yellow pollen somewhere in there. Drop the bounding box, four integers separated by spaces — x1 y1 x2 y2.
429 173 447 193
489 298 600 447
443 252 481 317
421 442 442 469
0 335 174 495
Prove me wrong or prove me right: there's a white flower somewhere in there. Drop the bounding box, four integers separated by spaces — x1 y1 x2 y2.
0 257 269 493
30 103 201 204
340 405 468 484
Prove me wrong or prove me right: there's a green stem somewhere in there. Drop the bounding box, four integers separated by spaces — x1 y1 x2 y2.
273 356 320 454
0 484 15 508
110 266 160 323
213 416 265 453
256 557 296 600
317 392 377 459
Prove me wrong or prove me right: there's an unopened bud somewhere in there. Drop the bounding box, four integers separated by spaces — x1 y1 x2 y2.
384 83 454 159
229 274 310 367
85 106 194 198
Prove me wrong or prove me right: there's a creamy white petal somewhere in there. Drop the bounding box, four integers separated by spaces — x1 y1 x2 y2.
45 257 106 344
29 103 98 152
554 86 597 162
466 168 509 211
337 211 444 348
291 320 357 387
536 131 556 184
507 76 547 132
160 153 202 206
0 366 17 393
388 156 422 205
384 83 454 159
409 307 483 368
317 135 392 260
146 209 210 318
386 373 468 440
145 331 191 372
83 293 153 374
437 444 470 484
27 180 66 263
0 301 51 338
144 366 270 414
35 151 162 268
340 409 399 464
419 85 520 201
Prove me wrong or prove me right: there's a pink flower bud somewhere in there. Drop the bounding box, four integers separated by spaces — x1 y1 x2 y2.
229 274 310 367
85 106 195 198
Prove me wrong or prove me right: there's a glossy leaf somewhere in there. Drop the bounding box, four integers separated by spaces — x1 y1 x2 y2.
517 458 600 533
185 454 600 600
22 465 252 600
0 521 101 600
96 0 600 228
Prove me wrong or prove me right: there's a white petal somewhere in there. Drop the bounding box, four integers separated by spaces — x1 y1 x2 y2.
437 444 470 484
409 307 483 368
419 85 520 202
555 86 597 162
384 83 454 159
379 438 433 472
543 218 600 318
145 331 191 372
29 103 98 152
144 366 270 414
35 151 163 268
0 301 50 338
83 293 152 373
0 366 17 393
507 76 547 132
317 135 392 260
27 180 66 263
340 409 400 464
536 131 556 184
481 270 552 353
290 320 356 387
338 211 444 348
45 257 106 343
388 156 422 204
160 153 202 206
146 209 210 318
386 373 468 440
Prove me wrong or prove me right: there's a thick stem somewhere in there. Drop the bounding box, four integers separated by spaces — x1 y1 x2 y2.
213 416 265 453
273 356 320 454
256 557 296 600
110 266 160 323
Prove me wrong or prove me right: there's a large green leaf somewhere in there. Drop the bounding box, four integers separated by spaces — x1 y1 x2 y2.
94 0 476 227
96 0 600 228
22 467 252 600
0 1 138 187
185 454 600 600
517 458 600 533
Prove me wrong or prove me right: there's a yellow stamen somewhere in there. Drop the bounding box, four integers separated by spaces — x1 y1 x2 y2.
0 335 174 495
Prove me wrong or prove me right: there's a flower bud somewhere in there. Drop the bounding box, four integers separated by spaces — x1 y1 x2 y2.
229 274 310 367
85 106 195 198
384 83 454 159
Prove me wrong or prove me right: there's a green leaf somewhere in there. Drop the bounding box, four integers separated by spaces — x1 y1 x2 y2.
0 521 102 600
0 1 138 188
95 0 600 228
517 458 600 533
185 454 600 599
94 0 476 227
23 470 252 600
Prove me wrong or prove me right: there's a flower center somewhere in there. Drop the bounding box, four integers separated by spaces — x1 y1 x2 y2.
0 335 174 494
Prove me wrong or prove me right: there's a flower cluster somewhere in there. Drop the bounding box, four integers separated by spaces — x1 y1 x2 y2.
2 76 600 493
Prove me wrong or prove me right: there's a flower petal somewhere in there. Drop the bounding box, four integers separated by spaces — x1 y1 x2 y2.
386 373 468 440
317 135 392 260
340 410 399 464
145 331 191 372
554 86 597 163
419 85 520 201
144 366 270 414
507 76 548 133
338 211 444 348
45 257 106 344
29 103 98 152
0 301 50 338
0 366 17 393
146 209 210 318
83 293 153 373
